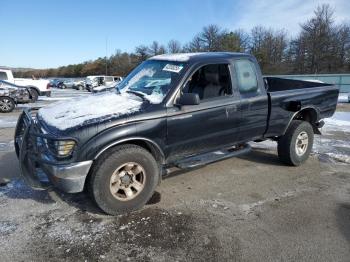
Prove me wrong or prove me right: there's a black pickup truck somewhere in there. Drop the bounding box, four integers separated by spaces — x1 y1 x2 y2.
15 52 339 215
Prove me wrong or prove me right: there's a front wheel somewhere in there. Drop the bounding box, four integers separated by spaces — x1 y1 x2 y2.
88 144 160 215
278 120 314 166
0 97 15 113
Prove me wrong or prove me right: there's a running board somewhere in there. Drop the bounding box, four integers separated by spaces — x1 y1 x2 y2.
174 144 251 169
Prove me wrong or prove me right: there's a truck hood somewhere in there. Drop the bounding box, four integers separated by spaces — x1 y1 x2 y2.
38 92 145 131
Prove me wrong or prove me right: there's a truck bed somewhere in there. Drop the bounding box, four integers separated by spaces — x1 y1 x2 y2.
263 77 339 137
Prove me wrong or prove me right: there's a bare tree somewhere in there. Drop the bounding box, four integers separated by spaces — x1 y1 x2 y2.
135 45 149 62
298 4 336 73
183 34 204 52
167 39 182 53
249 26 288 73
148 41 160 56
221 29 249 52
199 24 223 51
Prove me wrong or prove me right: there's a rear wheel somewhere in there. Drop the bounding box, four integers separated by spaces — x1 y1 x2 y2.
88 144 160 215
278 120 314 166
0 97 15 113
29 88 39 102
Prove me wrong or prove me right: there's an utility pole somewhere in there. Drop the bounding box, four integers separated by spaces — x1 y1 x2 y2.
105 36 108 75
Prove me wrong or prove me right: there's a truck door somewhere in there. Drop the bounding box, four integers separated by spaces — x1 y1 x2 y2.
166 63 241 160
233 59 268 141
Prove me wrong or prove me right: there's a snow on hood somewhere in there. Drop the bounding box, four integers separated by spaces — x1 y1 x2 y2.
38 92 142 131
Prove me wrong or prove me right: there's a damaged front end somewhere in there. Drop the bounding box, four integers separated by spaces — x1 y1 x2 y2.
14 109 92 193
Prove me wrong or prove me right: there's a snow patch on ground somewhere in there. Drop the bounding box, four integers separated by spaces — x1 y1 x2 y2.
38 97 73 101
0 140 14 152
38 92 143 130
323 153 350 164
337 93 349 103
0 221 17 235
322 112 350 134
0 117 18 128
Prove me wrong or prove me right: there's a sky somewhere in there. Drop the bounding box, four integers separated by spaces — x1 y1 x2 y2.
1 0 349 69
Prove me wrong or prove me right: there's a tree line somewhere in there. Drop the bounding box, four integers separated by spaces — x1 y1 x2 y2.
15 5 350 78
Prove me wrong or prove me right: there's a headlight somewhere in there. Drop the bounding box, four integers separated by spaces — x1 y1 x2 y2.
47 139 76 157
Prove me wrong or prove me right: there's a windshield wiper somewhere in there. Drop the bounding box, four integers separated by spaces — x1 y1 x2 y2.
126 90 147 101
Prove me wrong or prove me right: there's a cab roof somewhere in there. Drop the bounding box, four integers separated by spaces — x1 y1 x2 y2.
149 52 252 63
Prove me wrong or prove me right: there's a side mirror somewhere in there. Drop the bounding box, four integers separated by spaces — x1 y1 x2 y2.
177 93 200 106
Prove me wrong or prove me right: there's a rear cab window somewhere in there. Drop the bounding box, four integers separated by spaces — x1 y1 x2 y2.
234 60 260 96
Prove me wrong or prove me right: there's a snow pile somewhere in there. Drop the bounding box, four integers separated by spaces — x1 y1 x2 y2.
322 112 350 133
38 92 142 130
0 117 18 128
150 53 205 62
337 93 349 103
39 97 73 101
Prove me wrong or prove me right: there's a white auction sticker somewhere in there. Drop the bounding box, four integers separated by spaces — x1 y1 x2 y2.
162 64 183 73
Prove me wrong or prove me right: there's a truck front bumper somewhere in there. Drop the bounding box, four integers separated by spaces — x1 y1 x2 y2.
40 160 92 193
15 110 92 193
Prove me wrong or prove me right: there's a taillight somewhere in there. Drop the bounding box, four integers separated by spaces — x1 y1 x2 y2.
47 83 51 89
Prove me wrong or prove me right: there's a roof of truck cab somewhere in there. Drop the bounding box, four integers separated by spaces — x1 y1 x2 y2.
149 52 252 63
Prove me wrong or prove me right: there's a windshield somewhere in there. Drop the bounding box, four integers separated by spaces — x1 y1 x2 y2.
117 60 186 104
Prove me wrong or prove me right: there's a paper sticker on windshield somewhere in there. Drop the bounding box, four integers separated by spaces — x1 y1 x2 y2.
163 64 183 73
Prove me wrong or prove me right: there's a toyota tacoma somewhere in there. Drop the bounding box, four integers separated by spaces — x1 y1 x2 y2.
15 52 339 215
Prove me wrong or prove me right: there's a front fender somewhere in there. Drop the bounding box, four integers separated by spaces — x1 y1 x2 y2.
77 118 167 162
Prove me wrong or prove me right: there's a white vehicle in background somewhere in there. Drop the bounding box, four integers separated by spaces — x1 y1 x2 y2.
85 75 122 92
91 76 123 93
0 69 50 102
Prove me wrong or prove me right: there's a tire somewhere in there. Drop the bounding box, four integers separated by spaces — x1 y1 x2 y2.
0 97 15 113
88 144 160 215
78 85 83 91
62 84 67 89
29 88 39 102
278 120 314 166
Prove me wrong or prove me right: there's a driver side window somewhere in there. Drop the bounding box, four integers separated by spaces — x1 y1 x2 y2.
183 64 232 101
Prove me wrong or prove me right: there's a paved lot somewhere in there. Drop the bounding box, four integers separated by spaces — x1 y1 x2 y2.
0 89 349 261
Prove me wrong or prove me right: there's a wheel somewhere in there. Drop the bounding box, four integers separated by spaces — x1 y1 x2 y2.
278 120 314 166
29 88 39 102
0 97 15 113
62 84 67 89
88 144 160 215
78 85 83 91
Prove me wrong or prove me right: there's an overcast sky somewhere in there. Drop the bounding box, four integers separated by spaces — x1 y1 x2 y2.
1 0 349 68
